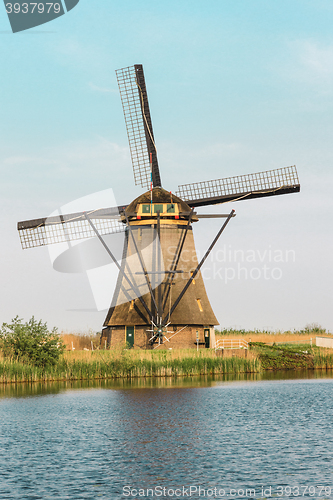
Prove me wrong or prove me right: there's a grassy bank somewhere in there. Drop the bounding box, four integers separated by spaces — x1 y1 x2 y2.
1 346 333 383
0 349 260 383
250 342 333 371
1 326 333 383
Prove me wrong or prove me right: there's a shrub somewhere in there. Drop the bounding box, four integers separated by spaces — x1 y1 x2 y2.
300 323 327 335
0 316 65 367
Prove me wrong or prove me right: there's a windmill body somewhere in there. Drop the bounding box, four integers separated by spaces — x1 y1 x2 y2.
102 188 218 349
17 64 300 350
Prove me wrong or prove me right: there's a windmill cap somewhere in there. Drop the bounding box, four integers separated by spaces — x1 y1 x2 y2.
125 187 194 216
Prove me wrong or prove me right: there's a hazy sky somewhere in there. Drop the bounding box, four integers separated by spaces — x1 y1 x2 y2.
0 0 332 333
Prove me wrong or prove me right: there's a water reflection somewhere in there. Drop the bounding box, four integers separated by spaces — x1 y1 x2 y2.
0 370 333 499
0 369 332 399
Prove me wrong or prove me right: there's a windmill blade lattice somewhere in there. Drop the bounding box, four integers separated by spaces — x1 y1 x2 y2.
17 208 125 250
176 166 300 207
116 64 161 190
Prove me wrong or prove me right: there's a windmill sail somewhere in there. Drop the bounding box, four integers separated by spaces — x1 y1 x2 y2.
176 166 300 207
116 64 161 190
17 207 126 250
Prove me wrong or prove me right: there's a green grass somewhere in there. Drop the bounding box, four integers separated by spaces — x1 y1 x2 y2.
250 342 333 370
313 351 333 369
0 350 260 383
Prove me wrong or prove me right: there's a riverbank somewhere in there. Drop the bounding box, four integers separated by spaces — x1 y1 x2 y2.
0 349 260 383
251 342 333 370
1 342 333 383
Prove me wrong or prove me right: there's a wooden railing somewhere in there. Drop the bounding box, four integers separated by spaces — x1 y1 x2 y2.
215 339 249 350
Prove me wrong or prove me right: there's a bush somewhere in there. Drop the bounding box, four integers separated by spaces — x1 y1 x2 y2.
0 316 65 367
300 323 327 335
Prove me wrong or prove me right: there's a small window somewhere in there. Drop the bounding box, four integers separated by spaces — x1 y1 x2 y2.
154 204 163 214
190 271 196 285
142 204 151 214
197 299 203 312
129 300 134 311
167 203 175 213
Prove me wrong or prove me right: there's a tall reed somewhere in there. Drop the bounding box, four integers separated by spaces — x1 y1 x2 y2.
0 349 260 383
313 350 333 369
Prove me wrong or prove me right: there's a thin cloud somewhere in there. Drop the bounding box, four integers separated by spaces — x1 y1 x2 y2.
88 82 117 93
276 39 333 91
296 39 333 78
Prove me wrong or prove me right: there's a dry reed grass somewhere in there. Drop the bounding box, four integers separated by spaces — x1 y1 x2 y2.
63 347 257 363
60 327 333 353
61 331 327 352
59 331 333 359
215 331 332 344
60 332 100 351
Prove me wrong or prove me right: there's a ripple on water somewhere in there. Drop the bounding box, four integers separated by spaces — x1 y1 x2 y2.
0 373 333 499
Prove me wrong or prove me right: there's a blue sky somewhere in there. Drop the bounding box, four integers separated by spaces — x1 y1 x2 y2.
0 0 332 332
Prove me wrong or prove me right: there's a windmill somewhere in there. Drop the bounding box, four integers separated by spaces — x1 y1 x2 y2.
17 64 300 350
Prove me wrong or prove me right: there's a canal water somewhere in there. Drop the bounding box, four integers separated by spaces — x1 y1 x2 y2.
0 371 333 499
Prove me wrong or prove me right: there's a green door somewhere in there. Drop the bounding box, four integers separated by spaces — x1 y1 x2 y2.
204 329 210 348
126 326 134 348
